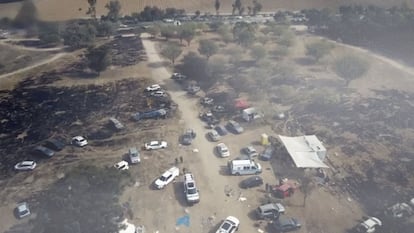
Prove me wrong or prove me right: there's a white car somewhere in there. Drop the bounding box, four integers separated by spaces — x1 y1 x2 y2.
14 161 37 171
145 84 161 92
16 202 31 219
216 216 240 233
208 130 220 142
72 136 88 147
154 166 180 189
150 91 167 97
114 161 129 170
184 173 200 204
216 143 230 158
144 141 167 150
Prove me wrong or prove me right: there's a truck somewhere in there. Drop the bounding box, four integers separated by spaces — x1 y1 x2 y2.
131 108 167 121
228 159 262 175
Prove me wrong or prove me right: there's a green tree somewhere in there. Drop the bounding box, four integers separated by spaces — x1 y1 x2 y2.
206 56 227 82
252 0 263 16
86 0 97 20
179 52 207 82
198 39 218 60
63 22 96 49
277 30 295 47
272 45 289 59
147 25 160 38
13 0 38 28
306 40 334 61
161 43 182 64
179 24 196 46
334 55 369 85
250 44 266 61
86 45 111 74
232 0 242 15
38 22 60 45
215 0 221 15
233 22 255 47
160 25 175 40
95 21 115 38
105 0 122 22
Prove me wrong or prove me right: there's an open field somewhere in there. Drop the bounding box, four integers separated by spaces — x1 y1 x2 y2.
2 0 414 21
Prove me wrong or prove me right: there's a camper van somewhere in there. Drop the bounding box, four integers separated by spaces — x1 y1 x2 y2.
228 159 262 175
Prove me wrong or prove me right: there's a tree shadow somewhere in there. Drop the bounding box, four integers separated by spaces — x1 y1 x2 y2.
148 61 170 68
294 57 315 66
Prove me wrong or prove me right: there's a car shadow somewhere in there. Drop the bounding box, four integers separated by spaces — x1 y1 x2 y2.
247 209 260 221
172 181 188 207
207 222 222 233
219 165 230 176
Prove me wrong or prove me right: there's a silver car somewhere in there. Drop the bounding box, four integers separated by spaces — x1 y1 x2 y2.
14 161 37 171
16 202 31 219
208 130 221 142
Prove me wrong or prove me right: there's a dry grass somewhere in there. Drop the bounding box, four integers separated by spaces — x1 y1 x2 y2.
1 0 414 21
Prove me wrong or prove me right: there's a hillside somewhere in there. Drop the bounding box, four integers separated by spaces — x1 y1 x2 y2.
1 0 414 21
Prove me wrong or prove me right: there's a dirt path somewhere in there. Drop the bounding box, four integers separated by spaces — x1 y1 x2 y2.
0 39 65 52
0 52 67 80
139 33 274 233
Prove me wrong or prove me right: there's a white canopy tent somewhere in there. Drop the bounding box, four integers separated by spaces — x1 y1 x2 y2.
278 135 329 168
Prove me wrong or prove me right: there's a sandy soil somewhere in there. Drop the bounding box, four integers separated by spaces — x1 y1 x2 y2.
1 0 414 21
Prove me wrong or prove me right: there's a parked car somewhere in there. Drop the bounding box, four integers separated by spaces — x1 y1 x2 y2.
240 175 263 189
180 129 196 145
200 111 220 125
215 216 240 233
171 72 187 81
150 91 167 97
242 146 258 158
187 84 200 94
355 217 382 233
214 125 228 136
114 161 129 170
44 137 66 151
71 136 88 147
212 105 226 113
128 147 141 164
14 161 37 171
144 141 167 150
15 202 31 219
256 203 285 219
145 84 161 92
33 145 55 157
260 146 274 161
207 130 221 142
183 173 200 204
227 120 244 134
216 143 230 158
200 97 214 106
272 216 301 232
154 166 180 189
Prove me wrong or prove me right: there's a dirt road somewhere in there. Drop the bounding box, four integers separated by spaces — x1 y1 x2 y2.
0 52 67 80
129 33 278 233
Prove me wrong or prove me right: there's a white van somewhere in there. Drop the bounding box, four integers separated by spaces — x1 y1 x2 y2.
228 159 262 175
183 173 200 204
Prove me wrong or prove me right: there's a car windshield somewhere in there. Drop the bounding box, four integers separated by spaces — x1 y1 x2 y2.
187 187 197 194
221 222 232 230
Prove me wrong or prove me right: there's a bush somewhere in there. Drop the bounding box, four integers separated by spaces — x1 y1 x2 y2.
63 22 96 49
334 55 369 85
306 40 334 61
38 22 60 45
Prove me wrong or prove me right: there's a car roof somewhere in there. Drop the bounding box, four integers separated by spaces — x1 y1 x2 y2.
73 136 84 140
259 202 283 211
17 202 28 211
20 161 35 165
225 216 240 225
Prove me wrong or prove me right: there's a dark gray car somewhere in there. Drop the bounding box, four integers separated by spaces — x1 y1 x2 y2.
34 145 55 157
260 146 274 161
227 120 244 134
240 176 263 189
272 216 301 232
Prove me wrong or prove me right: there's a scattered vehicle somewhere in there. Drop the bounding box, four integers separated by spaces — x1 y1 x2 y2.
145 84 161 92
227 120 244 134
180 129 196 145
14 161 37 171
154 166 180 189
214 125 228 136
109 117 125 130
171 72 187 81
215 216 240 233
242 146 259 158
128 147 141 164
355 217 382 233
15 202 31 219
144 141 167 150
132 108 167 121
200 111 219 125
71 136 88 147
271 180 300 198
33 145 55 157
207 130 221 142
187 85 200 95
183 173 200 204
228 159 262 175
256 203 285 219
272 216 301 232
150 91 167 97
240 175 263 189
260 146 274 161
212 105 226 113
114 161 129 170
200 97 214 106
216 143 230 158
385 202 414 218
44 137 66 151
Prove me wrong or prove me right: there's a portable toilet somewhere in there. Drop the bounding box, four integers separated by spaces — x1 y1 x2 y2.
261 133 269 145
